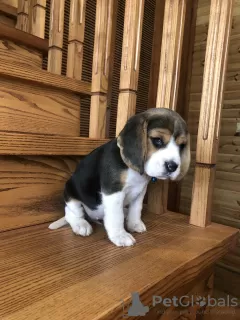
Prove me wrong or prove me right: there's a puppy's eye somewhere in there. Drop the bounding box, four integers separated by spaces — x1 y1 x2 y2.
151 137 164 148
179 143 186 152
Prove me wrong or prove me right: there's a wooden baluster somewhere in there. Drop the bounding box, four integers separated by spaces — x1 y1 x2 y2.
16 0 30 32
115 0 145 136
48 0 65 74
148 0 186 215
89 0 117 138
190 0 233 227
30 0 46 38
67 0 86 80
148 0 165 109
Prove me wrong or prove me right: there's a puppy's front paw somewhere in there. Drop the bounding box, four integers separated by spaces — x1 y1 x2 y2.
71 219 93 236
127 219 147 233
109 231 136 247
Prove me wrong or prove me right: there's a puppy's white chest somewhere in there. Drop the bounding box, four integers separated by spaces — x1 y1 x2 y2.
123 169 149 205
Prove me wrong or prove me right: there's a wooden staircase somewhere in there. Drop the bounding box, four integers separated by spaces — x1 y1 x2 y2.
0 1 239 319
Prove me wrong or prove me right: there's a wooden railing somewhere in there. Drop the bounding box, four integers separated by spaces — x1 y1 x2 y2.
0 0 234 228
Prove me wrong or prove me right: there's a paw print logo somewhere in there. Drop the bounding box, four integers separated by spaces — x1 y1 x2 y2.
195 296 207 307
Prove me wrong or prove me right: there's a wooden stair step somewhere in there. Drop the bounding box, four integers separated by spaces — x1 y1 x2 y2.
0 133 109 155
0 60 91 96
0 23 48 55
0 211 238 320
0 3 17 19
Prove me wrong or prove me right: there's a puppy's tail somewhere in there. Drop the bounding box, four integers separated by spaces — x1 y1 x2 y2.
48 217 68 230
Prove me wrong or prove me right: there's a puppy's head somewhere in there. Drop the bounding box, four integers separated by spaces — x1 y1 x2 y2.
117 108 190 181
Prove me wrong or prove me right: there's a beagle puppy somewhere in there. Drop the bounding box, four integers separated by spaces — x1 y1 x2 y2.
49 108 190 247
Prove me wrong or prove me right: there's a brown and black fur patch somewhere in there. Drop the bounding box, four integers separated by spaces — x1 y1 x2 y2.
118 108 189 175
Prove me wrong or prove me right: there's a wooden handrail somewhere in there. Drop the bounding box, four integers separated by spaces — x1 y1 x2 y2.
0 132 109 155
0 60 91 96
0 23 48 55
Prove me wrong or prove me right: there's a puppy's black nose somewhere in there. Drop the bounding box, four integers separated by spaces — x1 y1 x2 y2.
165 161 178 173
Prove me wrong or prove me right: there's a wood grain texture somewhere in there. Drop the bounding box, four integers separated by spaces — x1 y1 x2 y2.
67 0 86 80
116 91 137 136
47 47 63 75
156 0 186 110
196 0 233 164
1 0 18 8
0 39 42 68
90 0 117 138
0 155 79 231
67 41 84 79
0 22 48 55
168 0 198 213
148 0 187 215
0 14 15 27
0 2 17 19
0 132 108 155
119 0 145 91
30 0 46 38
0 60 91 95
91 0 115 93
147 0 165 109
0 211 238 319
89 94 108 138
148 180 168 215
48 0 65 74
190 0 234 228
115 0 145 137
0 78 81 136
16 0 29 32
139 268 214 320
180 0 240 295
190 165 216 227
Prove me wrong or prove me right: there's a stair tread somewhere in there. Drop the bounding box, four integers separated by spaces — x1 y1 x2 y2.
0 23 48 55
0 132 109 155
0 211 238 320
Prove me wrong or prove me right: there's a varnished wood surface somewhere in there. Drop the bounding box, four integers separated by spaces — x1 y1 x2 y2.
30 0 46 39
89 0 117 138
0 211 238 320
0 78 81 136
0 155 80 231
0 22 48 54
190 0 234 227
47 0 65 74
115 0 145 136
0 39 42 68
0 3 17 19
148 0 187 216
195 0 233 164
0 132 109 155
0 60 91 96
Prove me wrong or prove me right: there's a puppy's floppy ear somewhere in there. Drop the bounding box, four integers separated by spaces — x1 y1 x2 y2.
177 133 191 181
117 114 148 175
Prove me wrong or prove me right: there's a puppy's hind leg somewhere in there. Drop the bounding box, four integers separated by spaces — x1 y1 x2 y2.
65 199 93 236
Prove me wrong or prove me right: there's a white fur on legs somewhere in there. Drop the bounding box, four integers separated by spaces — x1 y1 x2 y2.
65 199 93 236
102 192 136 247
126 186 147 233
